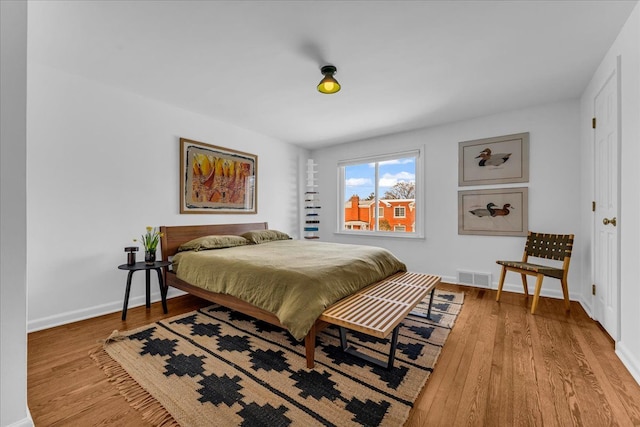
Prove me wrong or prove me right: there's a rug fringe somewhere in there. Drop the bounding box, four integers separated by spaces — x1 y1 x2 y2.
90 345 180 427
102 329 127 344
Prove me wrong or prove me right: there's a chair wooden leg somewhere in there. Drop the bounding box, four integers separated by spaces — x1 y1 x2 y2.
561 278 570 311
531 274 545 314
520 273 529 297
496 266 507 302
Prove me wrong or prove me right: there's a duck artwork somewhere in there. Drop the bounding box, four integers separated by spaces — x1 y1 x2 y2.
469 203 513 217
476 148 511 167
490 203 513 216
469 203 496 217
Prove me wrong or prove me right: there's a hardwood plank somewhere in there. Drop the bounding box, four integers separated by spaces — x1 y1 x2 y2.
526 306 571 427
408 284 640 426
28 294 210 426
494 301 515 425
412 285 487 425
27 285 640 427
452 289 498 426
407 286 482 424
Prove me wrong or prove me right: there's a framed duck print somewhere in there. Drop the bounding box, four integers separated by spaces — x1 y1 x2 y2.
458 187 528 236
180 138 257 214
458 132 529 186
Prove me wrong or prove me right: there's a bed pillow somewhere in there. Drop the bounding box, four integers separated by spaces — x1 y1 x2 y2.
177 234 249 252
241 229 291 244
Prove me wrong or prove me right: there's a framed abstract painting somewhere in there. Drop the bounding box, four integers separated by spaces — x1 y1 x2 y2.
180 138 257 214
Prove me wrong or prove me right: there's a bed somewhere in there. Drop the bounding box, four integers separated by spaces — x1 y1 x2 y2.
159 222 407 368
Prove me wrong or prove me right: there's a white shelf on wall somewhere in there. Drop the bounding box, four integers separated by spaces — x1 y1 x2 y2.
304 159 320 239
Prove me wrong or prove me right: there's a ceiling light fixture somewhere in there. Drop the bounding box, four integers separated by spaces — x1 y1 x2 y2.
317 65 341 94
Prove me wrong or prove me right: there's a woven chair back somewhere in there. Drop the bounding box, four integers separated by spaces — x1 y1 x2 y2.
525 232 574 261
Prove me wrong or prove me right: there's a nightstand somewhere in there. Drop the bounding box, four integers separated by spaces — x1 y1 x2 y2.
117 261 171 320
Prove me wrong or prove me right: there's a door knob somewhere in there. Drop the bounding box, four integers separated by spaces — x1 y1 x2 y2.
602 217 617 226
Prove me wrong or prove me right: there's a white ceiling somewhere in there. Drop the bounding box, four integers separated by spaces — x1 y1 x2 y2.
28 1 637 149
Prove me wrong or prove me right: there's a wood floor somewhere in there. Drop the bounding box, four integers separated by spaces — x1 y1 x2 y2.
28 284 640 426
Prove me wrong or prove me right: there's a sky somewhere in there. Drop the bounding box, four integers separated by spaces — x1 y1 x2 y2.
344 157 416 199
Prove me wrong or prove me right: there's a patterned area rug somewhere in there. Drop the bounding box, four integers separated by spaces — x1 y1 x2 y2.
91 290 463 426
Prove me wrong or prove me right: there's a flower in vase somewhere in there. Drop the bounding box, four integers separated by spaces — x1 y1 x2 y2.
134 226 163 252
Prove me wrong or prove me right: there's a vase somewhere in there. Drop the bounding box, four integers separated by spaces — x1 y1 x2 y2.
145 251 156 265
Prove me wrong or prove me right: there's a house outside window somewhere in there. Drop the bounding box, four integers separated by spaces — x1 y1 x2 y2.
339 149 423 237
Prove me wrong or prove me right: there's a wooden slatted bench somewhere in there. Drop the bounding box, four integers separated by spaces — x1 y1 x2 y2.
319 272 441 370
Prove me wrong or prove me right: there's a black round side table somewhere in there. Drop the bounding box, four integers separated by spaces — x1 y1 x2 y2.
117 261 172 320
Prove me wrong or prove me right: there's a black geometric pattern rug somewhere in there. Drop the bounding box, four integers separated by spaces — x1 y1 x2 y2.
91 290 463 427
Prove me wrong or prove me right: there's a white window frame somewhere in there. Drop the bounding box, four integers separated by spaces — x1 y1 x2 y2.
337 147 424 239
378 206 384 218
393 206 406 218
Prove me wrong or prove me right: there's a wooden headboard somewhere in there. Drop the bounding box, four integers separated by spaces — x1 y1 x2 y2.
159 222 268 262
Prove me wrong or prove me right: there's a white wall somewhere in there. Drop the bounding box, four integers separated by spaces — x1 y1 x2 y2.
311 100 582 299
26 64 306 330
580 2 640 384
0 1 33 425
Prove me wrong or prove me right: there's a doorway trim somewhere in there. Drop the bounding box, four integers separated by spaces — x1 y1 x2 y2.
591 55 622 342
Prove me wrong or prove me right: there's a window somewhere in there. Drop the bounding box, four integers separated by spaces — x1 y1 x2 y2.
339 149 422 237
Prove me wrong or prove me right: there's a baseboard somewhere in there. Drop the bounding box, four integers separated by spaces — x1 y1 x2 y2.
27 288 186 333
6 414 33 427
616 341 640 387
448 277 578 301
578 295 595 318
27 277 581 332
497 280 578 300
440 274 457 284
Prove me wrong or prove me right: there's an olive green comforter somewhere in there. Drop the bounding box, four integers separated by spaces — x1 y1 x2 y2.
172 240 406 340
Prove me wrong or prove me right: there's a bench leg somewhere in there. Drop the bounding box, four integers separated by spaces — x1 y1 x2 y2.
339 325 348 350
338 325 401 370
387 326 400 369
426 288 435 319
408 287 436 320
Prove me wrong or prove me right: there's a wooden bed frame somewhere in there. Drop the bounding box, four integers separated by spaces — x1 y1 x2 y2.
159 222 330 368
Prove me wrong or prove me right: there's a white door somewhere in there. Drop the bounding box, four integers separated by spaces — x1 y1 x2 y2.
593 69 619 340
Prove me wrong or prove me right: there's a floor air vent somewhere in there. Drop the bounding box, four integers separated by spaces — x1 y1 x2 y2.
457 270 491 287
